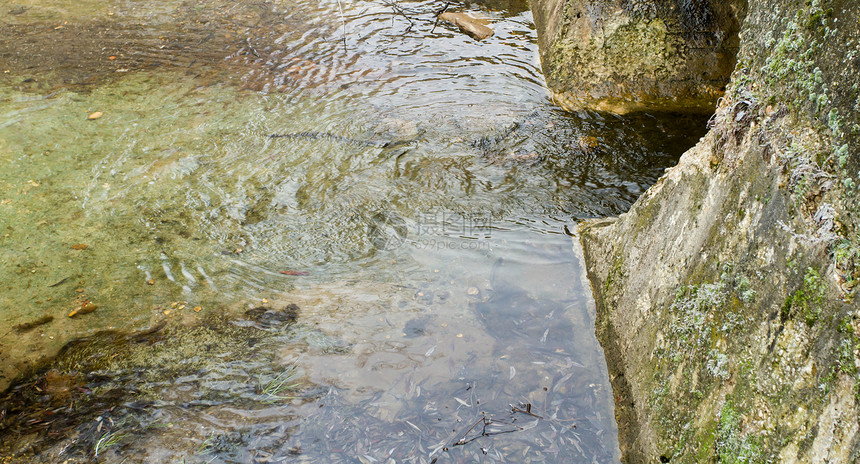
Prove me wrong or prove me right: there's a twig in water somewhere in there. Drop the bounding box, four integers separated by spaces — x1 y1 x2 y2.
454 417 521 446
382 0 416 33
245 38 259 57
453 416 486 445
336 0 348 52
431 2 451 33
511 403 543 419
226 1 244 13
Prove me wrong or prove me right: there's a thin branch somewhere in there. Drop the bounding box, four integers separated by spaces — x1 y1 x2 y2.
336 0 347 52
431 2 451 33
453 416 486 445
382 0 416 33
510 404 543 419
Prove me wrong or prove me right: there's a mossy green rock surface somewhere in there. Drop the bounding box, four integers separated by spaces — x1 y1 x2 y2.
575 0 860 461
530 0 746 114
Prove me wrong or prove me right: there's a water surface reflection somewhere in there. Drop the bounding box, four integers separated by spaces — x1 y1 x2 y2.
0 0 707 461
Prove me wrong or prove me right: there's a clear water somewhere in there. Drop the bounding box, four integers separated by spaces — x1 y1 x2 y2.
0 0 706 462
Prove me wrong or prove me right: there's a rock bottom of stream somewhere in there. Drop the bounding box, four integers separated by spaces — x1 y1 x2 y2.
1 276 617 463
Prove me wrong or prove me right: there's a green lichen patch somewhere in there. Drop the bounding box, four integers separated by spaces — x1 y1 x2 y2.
655 268 754 365
781 267 828 326
715 400 766 464
760 1 837 118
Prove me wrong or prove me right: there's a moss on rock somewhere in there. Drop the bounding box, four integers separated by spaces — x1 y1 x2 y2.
574 0 860 461
530 0 747 113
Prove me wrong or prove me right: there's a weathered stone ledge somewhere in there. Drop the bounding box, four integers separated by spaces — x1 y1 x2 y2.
532 0 860 461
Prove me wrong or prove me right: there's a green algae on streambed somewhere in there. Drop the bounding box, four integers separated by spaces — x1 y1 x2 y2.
0 0 708 461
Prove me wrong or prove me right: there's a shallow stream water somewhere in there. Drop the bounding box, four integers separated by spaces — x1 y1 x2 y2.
0 0 706 462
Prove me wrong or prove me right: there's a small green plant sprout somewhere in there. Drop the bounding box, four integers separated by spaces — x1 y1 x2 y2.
94 430 127 457
197 432 216 454
257 365 301 403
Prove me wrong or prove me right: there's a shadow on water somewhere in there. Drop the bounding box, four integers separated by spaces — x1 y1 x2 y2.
0 0 708 461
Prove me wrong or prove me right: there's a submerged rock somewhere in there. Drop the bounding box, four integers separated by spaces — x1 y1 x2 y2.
245 303 300 329
439 12 495 40
530 0 746 114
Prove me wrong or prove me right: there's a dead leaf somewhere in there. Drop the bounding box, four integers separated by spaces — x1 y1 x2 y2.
280 270 309 276
87 112 103 120
71 243 88 250
69 302 97 318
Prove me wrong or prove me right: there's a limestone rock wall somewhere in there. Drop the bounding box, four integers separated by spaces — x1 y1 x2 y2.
530 0 746 114
552 0 860 461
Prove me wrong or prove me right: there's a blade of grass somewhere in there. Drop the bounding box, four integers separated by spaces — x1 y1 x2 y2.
258 365 301 403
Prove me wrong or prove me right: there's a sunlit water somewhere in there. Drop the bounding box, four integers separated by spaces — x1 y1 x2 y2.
0 0 706 462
